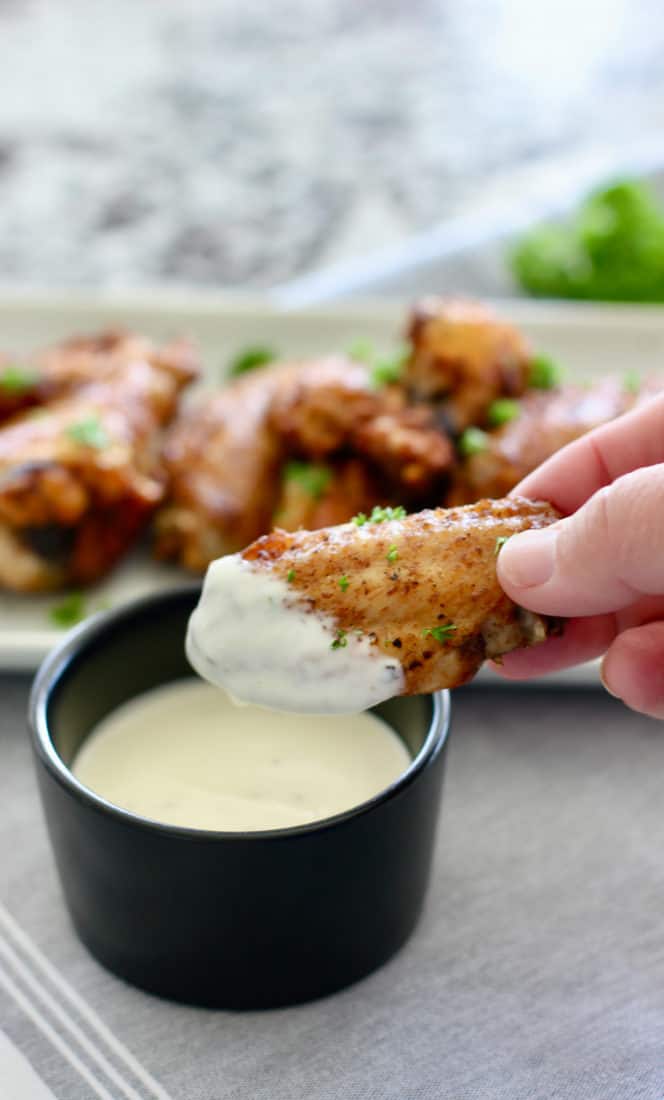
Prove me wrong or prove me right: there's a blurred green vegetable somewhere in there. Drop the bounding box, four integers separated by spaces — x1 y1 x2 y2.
510 180 664 302
228 346 278 376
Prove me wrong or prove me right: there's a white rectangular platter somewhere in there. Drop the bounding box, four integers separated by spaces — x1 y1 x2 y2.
2 291 664 685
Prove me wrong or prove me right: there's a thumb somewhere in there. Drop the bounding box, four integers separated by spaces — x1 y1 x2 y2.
498 466 664 617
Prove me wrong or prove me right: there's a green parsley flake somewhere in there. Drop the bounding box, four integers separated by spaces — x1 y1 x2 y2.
386 544 398 563
422 623 456 644
487 398 520 427
529 355 561 390
352 505 407 526
228 346 278 377
494 535 510 556
0 364 39 394
66 417 109 449
283 460 332 501
339 575 350 592
347 340 375 363
287 568 296 583
331 629 348 650
371 350 407 389
458 426 489 458
623 369 641 394
50 592 86 629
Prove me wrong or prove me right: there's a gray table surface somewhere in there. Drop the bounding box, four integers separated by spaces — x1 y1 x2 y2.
2 673 663 1100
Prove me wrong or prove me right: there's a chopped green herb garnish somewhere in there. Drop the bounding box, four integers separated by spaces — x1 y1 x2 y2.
50 592 86 628
339 575 350 592
529 354 561 390
458 426 489 458
228 346 278 377
422 623 456 644
347 340 375 364
495 535 510 556
386 544 398 563
623 369 641 394
371 350 407 388
66 416 109 449
287 568 296 583
0 364 39 394
283 460 332 501
352 505 407 526
331 630 348 650
487 398 520 427
510 180 664 303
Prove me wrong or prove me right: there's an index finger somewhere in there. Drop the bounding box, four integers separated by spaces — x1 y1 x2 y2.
513 391 664 514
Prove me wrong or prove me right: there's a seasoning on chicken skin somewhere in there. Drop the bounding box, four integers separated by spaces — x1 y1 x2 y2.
186 497 561 713
0 357 194 592
405 298 532 431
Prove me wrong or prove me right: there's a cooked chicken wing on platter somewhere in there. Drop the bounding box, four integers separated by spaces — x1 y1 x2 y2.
0 351 197 592
186 498 561 714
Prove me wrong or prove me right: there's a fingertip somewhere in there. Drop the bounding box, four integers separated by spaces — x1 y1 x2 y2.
600 622 664 719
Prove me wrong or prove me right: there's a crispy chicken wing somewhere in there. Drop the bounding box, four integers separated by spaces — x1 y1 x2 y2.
0 330 198 425
186 497 560 713
448 380 635 504
272 458 382 533
0 356 193 591
406 298 532 431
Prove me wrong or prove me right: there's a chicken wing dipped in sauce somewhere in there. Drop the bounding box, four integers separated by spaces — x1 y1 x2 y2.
0 353 196 592
405 298 532 431
186 497 561 714
0 330 198 426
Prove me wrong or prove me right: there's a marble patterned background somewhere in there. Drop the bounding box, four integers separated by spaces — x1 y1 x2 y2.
0 0 663 291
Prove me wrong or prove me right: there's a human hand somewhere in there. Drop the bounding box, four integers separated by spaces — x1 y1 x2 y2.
496 392 664 718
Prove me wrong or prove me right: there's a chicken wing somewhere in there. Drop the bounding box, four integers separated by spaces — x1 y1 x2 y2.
448 380 635 504
0 356 193 591
405 298 532 431
0 329 198 425
186 497 560 713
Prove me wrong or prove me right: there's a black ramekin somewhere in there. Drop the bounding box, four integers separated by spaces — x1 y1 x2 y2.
29 587 451 1009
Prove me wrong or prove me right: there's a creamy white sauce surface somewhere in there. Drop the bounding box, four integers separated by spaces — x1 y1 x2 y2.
72 680 411 831
186 554 405 714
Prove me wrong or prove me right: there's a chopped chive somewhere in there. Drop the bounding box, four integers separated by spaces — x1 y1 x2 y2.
287 568 296 583
458 426 489 458
282 460 332 501
529 355 561 390
331 629 348 650
49 592 86 628
623 369 641 394
0 364 39 394
370 350 407 388
422 623 456 644
487 398 520 427
386 544 398 563
66 416 109 449
494 535 511 556
338 575 350 592
347 339 375 364
228 346 278 377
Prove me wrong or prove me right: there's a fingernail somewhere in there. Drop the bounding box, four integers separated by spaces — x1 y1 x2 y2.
499 527 558 589
599 657 619 698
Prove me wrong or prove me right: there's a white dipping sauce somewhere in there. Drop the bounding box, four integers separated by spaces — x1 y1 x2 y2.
186 554 405 714
72 680 411 832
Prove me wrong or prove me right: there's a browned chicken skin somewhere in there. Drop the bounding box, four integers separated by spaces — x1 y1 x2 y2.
241 497 561 697
0 339 198 591
406 298 532 431
449 380 637 504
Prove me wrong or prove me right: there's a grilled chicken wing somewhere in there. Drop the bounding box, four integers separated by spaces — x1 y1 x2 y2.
448 380 635 504
406 298 532 431
186 497 560 713
0 356 194 591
